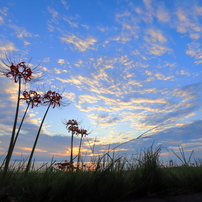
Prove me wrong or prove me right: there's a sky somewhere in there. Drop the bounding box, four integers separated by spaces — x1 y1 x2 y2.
0 0 202 165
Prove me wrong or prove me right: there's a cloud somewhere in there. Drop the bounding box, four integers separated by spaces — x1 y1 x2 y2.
176 70 190 76
0 7 8 16
154 73 174 81
9 25 39 38
146 43 172 56
63 18 78 27
172 82 202 99
194 5 202 15
186 42 202 63
145 29 167 43
79 94 99 104
189 33 200 39
62 92 76 102
0 41 18 55
176 9 187 23
61 0 69 10
53 68 68 74
17 147 47 152
109 35 131 44
43 57 50 63
175 7 202 37
47 7 58 18
0 16 4 24
142 0 154 23
143 29 171 56
156 5 170 22
23 41 30 46
60 35 97 51
131 97 167 104
57 59 65 64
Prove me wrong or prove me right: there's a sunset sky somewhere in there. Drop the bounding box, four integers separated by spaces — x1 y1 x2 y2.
0 0 202 164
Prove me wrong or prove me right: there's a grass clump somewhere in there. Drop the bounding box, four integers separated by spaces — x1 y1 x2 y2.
1 145 202 202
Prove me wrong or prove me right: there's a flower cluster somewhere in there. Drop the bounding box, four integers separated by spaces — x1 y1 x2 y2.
0 53 72 178
53 161 72 171
20 90 65 109
65 119 79 134
43 90 63 108
77 128 88 137
65 119 88 136
20 90 41 108
5 62 32 83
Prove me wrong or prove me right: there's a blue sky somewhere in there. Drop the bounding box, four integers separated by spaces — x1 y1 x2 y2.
0 0 202 164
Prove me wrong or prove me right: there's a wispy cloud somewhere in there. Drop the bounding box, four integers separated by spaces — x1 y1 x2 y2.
0 16 4 24
0 40 18 55
156 5 170 22
60 34 97 51
61 0 69 10
186 42 202 64
53 68 68 74
9 25 39 38
145 29 167 43
47 7 58 18
17 147 47 152
63 18 78 28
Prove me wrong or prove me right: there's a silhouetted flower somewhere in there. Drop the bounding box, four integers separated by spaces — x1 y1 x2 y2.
20 90 41 108
24 90 70 175
68 125 80 135
77 128 89 137
65 119 78 126
64 119 81 134
0 54 41 83
42 90 64 108
53 161 72 171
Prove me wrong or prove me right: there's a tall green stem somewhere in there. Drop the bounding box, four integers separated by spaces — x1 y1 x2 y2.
24 103 51 176
2 78 21 182
1 103 30 171
70 130 74 164
12 103 30 154
77 135 83 170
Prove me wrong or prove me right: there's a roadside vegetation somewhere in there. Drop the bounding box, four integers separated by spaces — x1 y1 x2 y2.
1 145 202 202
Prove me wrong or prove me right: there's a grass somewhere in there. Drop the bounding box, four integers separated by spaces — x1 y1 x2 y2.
1 145 202 202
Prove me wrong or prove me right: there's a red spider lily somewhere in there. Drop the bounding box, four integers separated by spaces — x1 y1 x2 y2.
77 129 89 137
24 90 69 176
64 119 80 133
0 53 42 84
0 54 43 181
3 62 32 83
20 90 41 108
63 119 80 166
76 128 89 170
6 62 32 83
68 125 80 135
43 90 63 108
66 119 78 127
53 161 72 171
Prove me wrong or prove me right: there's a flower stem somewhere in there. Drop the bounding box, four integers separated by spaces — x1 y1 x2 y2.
1 103 30 171
2 77 21 183
70 130 74 164
12 103 30 153
77 135 83 170
24 103 51 176
69 130 75 171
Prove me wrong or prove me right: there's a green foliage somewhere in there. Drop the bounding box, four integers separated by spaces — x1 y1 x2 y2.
1 145 202 202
